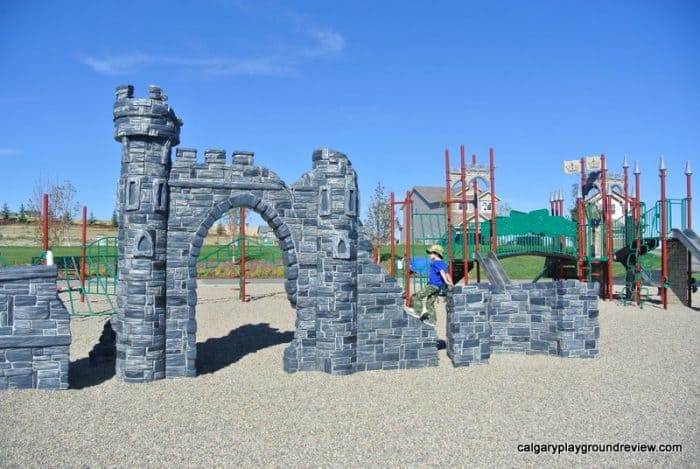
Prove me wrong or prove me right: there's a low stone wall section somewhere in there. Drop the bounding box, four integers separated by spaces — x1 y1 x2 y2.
446 280 599 367
0 265 71 390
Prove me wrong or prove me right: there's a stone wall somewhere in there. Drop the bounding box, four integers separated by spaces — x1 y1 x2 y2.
667 239 689 306
356 235 438 371
114 85 437 380
0 265 70 390
446 280 599 367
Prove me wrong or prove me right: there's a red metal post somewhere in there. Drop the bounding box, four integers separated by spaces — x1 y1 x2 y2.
634 162 642 305
42 193 49 253
405 191 412 306
80 206 87 303
579 157 587 281
445 149 453 277
472 154 481 282
550 192 554 216
240 207 247 303
659 157 668 309
460 145 469 285
623 156 630 217
600 154 613 300
686 161 693 307
577 192 586 281
389 192 396 277
489 148 497 253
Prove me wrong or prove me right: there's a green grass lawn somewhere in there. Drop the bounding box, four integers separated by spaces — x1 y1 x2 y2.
2 243 662 283
0 243 281 266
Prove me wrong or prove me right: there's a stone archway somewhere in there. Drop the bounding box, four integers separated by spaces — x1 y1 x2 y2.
165 192 302 379
113 85 438 383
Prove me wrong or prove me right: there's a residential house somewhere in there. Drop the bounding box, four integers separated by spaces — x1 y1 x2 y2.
398 185 500 245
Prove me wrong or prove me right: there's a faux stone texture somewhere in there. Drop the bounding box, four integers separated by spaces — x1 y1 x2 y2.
0 265 70 390
115 86 437 381
446 281 600 367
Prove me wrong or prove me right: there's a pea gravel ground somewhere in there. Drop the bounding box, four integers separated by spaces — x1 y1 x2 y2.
1 283 698 468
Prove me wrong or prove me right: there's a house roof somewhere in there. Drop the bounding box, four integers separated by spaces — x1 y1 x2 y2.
411 186 444 204
408 185 503 207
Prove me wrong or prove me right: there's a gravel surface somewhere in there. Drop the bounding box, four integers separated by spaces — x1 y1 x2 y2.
1 283 698 467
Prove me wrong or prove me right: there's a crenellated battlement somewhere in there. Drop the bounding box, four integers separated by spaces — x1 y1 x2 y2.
312 147 352 175
170 147 285 188
113 85 182 145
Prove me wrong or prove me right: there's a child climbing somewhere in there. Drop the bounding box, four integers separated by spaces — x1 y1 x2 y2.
406 244 453 326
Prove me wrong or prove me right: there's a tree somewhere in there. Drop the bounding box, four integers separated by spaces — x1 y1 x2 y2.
1 203 9 221
497 202 512 217
363 182 391 244
27 178 80 246
18 203 27 224
88 210 97 225
222 208 241 239
111 210 118 227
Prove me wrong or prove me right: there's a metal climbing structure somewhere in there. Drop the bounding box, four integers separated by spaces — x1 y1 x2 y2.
384 147 695 308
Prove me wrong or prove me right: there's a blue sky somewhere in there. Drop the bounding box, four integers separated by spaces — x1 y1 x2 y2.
0 0 698 225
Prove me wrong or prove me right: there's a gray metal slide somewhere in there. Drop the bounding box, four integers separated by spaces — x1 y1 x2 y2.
670 228 700 260
474 251 512 287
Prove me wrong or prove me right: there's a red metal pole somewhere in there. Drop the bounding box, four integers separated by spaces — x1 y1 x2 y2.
623 156 629 217
42 193 49 253
405 191 412 306
550 193 554 216
600 154 613 300
472 154 481 282
660 157 668 309
445 149 453 277
579 157 587 281
577 192 585 281
686 161 692 307
460 145 469 285
240 207 247 303
489 148 497 253
389 192 395 277
634 162 641 305
80 206 87 303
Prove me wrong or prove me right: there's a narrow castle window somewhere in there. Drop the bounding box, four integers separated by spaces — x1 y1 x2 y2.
125 177 140 211
345 188 356 215
319 186 331 216
153 179 167 211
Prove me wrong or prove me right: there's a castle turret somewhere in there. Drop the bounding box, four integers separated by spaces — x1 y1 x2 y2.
113 85 181 382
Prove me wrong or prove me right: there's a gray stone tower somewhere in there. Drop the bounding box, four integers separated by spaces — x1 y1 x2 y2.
113 85 181 382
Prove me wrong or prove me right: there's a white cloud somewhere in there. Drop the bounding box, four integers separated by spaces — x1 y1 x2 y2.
0 148 19 157
80 26 345 76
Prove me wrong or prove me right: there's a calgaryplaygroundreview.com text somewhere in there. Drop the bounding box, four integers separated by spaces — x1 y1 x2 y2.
516 442 683 455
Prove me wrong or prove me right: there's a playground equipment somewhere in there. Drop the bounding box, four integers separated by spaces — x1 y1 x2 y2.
386 148 696 309
34 196 117 316
0 85 603 390
197 207 284 302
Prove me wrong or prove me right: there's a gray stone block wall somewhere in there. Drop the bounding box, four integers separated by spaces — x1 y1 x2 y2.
667 239 689 305
115 85 437 381
0 265 70 390
356 235 438 371
446 280 599 367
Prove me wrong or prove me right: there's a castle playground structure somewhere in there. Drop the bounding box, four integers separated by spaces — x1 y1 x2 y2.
0 85 601 389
